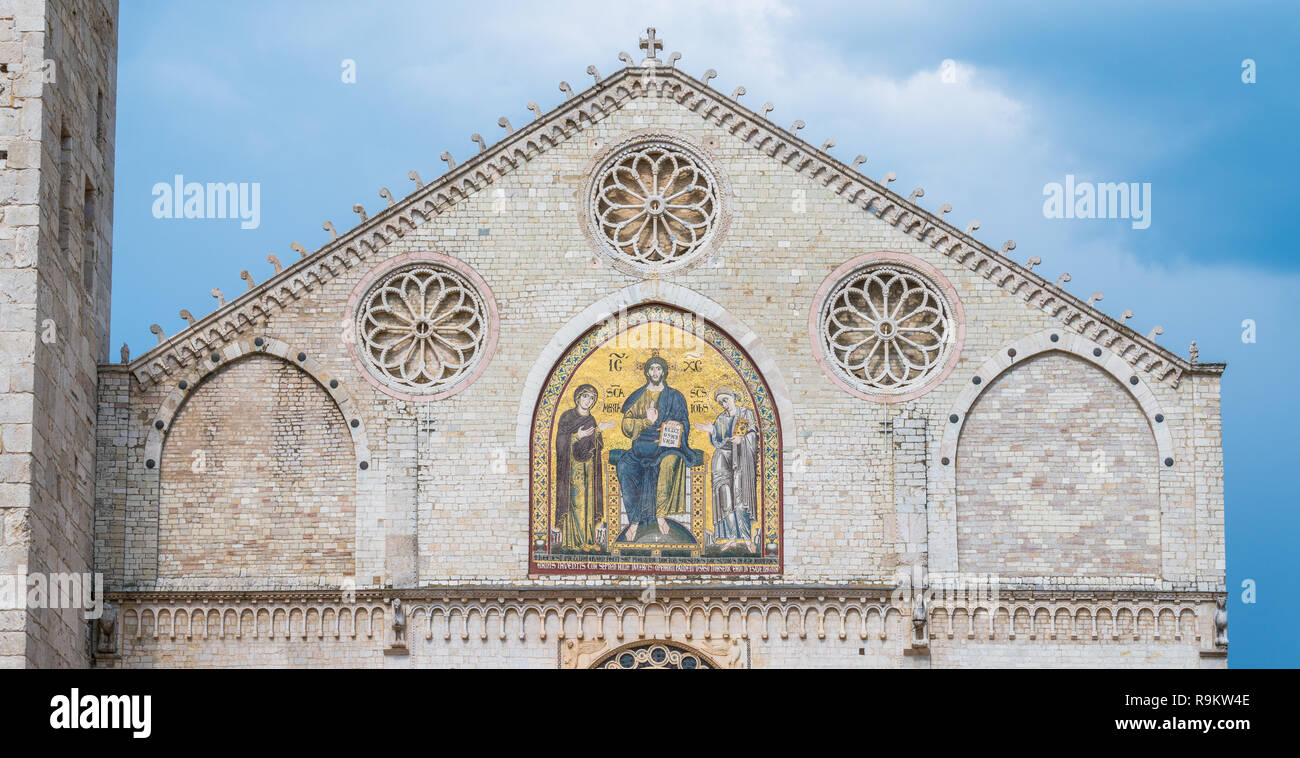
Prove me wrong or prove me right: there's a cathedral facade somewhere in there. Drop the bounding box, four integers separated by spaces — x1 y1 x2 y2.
3 6 1228 668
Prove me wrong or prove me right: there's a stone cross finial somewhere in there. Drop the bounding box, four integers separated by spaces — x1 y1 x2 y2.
702 69 717 87
640 27 663 63
379 188 394 207
408 170 424 188
179 309 196 326
268 253 283 274
558 81 573 99
852 155 867 171
150 324 166 344
1087 291 1104 307
908 187 924 203
1025 255 1041 271
999 240 1016 255
291 242 308 258
1189 341 1199 363
323 220 338 241
586 65 602 84
1056 272 1071 288
120 343 129 364
352 203 368 222
1147 325 1163 341
210 288 225 307
1120 309 1134 325
240 270 255 290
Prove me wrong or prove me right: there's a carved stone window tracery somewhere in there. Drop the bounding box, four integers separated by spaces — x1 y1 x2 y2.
818 263 956 396
594 641 715 669
355 264 488 395
583 132 728 275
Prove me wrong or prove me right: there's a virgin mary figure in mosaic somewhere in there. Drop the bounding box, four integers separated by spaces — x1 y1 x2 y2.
553 383 611 552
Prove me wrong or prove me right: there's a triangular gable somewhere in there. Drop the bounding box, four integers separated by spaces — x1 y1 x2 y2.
124 58 1219 389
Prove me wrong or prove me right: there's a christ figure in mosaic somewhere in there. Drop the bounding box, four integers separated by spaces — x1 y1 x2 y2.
615 357 695 540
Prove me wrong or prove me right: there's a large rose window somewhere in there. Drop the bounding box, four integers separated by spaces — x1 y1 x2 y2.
585 136 725 273
818 264 955 394
355 264 488 393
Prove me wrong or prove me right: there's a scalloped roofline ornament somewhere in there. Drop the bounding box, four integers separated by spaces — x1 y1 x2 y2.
119 28 1222 390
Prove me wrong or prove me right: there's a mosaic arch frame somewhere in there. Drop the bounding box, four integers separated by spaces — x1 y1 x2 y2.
529 302 783 576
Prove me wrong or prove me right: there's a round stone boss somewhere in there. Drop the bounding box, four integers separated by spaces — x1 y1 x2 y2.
810 252 966 403
580 129 731 276
346 252 499 402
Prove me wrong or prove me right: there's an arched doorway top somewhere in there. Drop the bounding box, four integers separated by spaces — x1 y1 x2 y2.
590 640 722 669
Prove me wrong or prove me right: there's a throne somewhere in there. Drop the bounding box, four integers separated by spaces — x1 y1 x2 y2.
606 448 706 558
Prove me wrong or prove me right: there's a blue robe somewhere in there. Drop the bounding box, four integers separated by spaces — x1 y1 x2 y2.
615 382 697 526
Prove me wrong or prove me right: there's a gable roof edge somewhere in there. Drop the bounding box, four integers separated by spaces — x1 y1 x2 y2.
120 68 650 387
114 63 1212 389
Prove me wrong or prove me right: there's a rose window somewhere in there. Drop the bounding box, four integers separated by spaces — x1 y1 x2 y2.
596 643 713 669
587 139 720 271
356 264 488 393
819 264 954 394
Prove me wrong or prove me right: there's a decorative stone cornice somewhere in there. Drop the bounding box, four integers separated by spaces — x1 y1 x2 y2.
105 586 1224 647
114 61 1218 389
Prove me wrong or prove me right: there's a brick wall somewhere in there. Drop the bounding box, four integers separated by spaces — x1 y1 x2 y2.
158 355 355 579
955 352 1160 576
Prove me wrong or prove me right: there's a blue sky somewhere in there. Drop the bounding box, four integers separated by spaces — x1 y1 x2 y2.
111 1 1298 666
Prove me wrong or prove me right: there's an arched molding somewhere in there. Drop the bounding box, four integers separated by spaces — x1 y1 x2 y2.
137 337 376 586
939 328 1174 466
142 337 371 469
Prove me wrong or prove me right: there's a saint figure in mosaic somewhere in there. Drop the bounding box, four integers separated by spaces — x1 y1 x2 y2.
553 384 612 552
695 383 758 553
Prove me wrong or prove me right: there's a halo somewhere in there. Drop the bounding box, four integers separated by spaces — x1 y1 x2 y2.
709 379 747 406
570 377 603 405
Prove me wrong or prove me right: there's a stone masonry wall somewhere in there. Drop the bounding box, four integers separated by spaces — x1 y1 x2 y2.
158 354 356 579
955 352 1161 576
91 69 1225 667
99 92 1219 594
1 0 116 669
